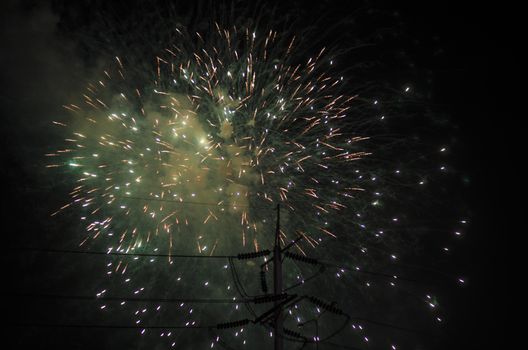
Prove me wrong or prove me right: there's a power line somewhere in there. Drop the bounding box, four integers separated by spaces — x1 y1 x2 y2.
347 317 432 335
7 292 250 304
319 261 421 283
115 195 248 207
15 247 434 291
15 247 243 259
9 293 432 335
12 210 437 347
15 247 430 284
10 323 212 330
115 195 274 211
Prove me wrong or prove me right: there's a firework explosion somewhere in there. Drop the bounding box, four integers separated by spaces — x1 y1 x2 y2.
48 25 376 255
43 16 464 350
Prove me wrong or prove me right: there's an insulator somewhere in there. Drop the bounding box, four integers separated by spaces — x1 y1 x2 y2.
283 327 304 339
216 319 250 329
284 251 318 265
307 296 344 315
237 249 271 260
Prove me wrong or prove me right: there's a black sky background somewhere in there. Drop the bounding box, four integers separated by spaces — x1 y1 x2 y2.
0 1 513 349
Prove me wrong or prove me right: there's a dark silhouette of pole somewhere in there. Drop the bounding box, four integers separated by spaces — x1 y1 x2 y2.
273 204 283 350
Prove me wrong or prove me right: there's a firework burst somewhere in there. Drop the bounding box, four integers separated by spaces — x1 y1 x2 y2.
48 25 377 258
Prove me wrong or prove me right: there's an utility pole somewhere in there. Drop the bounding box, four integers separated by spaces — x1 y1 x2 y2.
273 204 283 350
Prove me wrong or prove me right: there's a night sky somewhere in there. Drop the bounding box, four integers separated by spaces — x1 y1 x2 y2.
0 1 511 349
